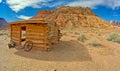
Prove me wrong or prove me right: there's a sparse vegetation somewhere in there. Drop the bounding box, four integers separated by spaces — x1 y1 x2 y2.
107 33 120 43
97 33 101 36
62 32 67 35
77 34 87 42
0 30 8 36
74 32 80 35
114 37 120 43
88 40 102 47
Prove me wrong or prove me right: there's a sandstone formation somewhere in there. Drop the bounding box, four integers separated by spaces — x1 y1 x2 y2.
32 6 112 30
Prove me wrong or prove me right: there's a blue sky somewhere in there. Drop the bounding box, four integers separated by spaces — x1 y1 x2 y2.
0 0 120 22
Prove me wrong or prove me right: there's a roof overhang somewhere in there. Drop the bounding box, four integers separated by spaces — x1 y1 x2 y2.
9 19 48 25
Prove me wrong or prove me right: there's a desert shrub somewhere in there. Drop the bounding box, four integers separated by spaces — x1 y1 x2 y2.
88 40 102 47
0 32 8 36
114 37 120 43
77 34 87 42
74 32 80 35
98 33 101 36
107 33 120 43
0 33 4 35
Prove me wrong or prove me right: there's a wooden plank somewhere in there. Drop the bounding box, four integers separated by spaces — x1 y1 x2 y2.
11 27 20 31
27 33 47 37
27 26 42 29
11 35 20 38
11 33 21 36
28 24 46 26
12 40 20 44
11 37 20 41
27 29 45 33
27 40 48 44
27 33 46 36
27 35 47 38
27 25 43 28
27 38 47 41
11 30 20 34
10 25 12 40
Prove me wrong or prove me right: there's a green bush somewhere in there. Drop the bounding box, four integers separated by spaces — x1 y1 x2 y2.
107 33 120 43
114 37 120 43
77 34 87 42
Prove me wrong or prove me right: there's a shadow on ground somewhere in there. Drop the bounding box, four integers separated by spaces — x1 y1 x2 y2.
14 40 92 62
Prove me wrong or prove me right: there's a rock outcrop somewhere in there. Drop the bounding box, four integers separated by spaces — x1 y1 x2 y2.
32 6 112 30
110 20 120 27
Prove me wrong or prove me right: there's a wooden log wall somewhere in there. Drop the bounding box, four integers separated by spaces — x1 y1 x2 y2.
26 24 50 49
47 23 60 44
11 24 21 45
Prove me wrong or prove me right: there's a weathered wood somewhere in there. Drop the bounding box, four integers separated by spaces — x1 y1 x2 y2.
11 28 20 31
9 19 61 49
11 37 20 41
27 33 46 36
11 31 20 34
27 29 45 33
10 25 12 40
11 33 21 36
26 35 47 40
12 40 20 45
27 39 47 43
27 34 47 37
11 25 21 45
9 19 47 24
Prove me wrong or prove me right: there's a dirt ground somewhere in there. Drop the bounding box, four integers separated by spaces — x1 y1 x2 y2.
0 30 120 71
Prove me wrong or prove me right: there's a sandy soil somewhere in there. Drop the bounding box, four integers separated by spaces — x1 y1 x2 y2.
0 30 120 71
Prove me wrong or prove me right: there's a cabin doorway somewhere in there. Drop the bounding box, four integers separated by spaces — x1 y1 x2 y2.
21 26 26 45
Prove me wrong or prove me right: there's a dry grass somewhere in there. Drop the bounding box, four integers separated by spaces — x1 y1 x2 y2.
0 30 9 36
74 32 80 35
87 40 103 47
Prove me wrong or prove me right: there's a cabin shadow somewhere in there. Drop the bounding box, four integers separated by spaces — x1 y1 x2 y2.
14 40 92 62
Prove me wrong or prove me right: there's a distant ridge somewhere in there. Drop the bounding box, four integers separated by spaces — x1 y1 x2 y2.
0 18 9 29
110 20 120 27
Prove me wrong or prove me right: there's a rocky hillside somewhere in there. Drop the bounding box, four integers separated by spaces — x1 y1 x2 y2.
32 6 112 30
0 18 9 29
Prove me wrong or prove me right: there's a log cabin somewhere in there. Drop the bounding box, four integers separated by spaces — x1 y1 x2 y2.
9 19 61 51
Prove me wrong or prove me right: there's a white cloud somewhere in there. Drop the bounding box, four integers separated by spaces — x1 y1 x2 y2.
6 0 120 12
105 0 120 9
48 1 66 8
66 0 120 10
66 0 103 9
17 15 32 20
6 0 52 12
0 0 2 3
